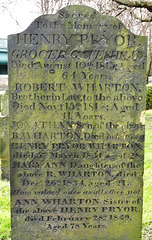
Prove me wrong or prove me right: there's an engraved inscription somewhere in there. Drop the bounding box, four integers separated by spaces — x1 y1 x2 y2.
8 5 146 240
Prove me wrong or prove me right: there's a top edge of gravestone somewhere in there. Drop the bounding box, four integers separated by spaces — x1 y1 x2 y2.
8 5 146 39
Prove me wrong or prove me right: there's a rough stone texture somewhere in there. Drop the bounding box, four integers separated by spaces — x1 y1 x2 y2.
8 5 147 240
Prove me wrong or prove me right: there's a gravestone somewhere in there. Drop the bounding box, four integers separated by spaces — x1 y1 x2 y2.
8 5 147 240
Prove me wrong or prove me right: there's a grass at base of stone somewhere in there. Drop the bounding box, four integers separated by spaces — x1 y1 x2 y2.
142 222 152 240
0 177 11 240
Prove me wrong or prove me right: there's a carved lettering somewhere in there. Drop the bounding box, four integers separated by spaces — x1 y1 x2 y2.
8 5 146 240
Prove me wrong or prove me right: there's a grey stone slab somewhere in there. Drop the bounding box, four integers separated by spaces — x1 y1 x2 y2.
8 5 147 240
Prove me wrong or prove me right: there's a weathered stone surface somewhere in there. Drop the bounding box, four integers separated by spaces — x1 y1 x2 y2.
8 5 147 240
